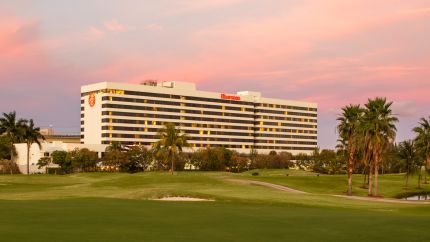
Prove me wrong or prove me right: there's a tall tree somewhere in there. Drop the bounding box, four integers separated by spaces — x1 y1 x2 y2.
362 97 398 196
397 140 419 187
22 119 45 174
0 111 26 174
337 104 364 195
413 117 430 187
153 123 189 174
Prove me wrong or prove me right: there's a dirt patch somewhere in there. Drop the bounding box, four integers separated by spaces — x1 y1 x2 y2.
225 179 308 194
153 196 214 201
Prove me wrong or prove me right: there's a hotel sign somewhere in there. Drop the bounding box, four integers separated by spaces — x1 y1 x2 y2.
89 94 96 107
221 93 241 101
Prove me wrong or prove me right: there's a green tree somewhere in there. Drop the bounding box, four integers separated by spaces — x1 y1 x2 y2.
124 145 152 173
0 136 12 160
103 149 128 171
152 123 189 174
337 104 364 195
397 140 419 187
413 117 430 187
67 148 98 172
37 156 51 173
362 97 398 196
0 111 26 174
22 119 45 174
51 150 70 173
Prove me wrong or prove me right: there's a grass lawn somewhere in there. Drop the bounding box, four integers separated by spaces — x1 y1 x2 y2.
0 171 430 242
238 169 430 198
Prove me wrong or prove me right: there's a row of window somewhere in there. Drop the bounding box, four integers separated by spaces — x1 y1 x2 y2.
255 140 317 145
102 133 254 143
98 141 315 151
255 109 317 117
102 121 252 130
257 115 317 123
256 103 317 112
255 133 317 139
102 126 253 137
101 118 316 134
256 121 316 128
102 104 255 119
104 96 254 112
102 114 255 125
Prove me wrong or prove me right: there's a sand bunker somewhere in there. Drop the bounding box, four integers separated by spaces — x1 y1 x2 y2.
153 196 214 201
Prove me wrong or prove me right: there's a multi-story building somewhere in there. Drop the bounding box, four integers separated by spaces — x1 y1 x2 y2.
81 81 317 155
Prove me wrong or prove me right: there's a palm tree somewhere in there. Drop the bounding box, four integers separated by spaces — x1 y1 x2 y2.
0 111 26 174
362 97 398 196
337 104 364 196
152 123 189 174
22 119 45 174
413 117 430 187
397 140 418 187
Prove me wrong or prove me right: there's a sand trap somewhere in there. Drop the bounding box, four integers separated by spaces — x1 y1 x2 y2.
153 196 214 201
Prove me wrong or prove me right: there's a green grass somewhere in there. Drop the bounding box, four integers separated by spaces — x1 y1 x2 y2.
239 169 430 198
0 171 430 241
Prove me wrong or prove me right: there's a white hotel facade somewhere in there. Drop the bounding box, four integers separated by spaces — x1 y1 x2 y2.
81 81 318 155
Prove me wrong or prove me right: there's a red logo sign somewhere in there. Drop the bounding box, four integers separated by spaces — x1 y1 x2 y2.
221 93 241 101
88 94 96 107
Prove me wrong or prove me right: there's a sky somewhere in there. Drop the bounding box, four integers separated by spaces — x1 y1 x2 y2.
0 0 429 149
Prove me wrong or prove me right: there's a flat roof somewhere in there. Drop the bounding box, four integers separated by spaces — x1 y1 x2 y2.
81 81 317 108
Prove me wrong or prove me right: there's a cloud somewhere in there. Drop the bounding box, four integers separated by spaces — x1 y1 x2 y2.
166 0 243 15
88 26 104 39
104 19 126 32
143 23 163 31
392 100 418 117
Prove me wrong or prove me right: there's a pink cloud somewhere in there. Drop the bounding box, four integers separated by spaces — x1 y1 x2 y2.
104 19 126 32
88 26 104 39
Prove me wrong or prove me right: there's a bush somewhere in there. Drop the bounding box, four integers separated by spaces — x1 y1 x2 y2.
0 159 20 174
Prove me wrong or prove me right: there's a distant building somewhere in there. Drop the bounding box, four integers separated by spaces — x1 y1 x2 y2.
13 142 107 174
81 81 318 155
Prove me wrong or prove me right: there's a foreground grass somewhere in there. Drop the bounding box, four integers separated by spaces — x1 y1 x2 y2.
0 172 430 242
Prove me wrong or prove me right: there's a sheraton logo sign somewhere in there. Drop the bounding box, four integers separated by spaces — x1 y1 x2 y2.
220 93 241 101
88 94 96 107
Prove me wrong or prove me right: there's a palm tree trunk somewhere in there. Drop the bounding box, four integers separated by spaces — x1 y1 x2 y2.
171 153 175 175
373 152 379 197
27 143 30 175
368 160 373 196
418 167 422 189
347 146 354 196
9 150 14 175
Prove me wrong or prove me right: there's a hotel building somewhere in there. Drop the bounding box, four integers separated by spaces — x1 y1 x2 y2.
81 81 317 155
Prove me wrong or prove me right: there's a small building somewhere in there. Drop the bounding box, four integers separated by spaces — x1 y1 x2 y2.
13 141 107 174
